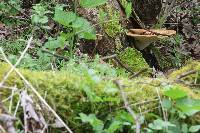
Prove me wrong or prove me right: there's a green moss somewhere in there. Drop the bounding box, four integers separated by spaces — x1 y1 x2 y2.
151 46 174 70
169 61 200 83
0 61 199 132
118 48 150 74
99 5 123 38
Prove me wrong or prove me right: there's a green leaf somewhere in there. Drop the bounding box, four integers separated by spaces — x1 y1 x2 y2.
105 121 122 133
80 0 107 8
162 98 172 110
54 9 76 26
74 17 96 40
148 119 175 130
125 2 132 18
176 98 200 116
189 125 200 132
79 32 96 40
44 36 66 50
79 113 104 133
164 87 187 99
72 17 85 28
115 111 133 123
181 123 188 133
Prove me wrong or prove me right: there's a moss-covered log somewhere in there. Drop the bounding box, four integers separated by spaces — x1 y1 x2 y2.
0 61 199 132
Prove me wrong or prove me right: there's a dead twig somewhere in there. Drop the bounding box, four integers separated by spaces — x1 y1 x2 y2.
130 68 148 79
41 48 69 61
101 54 117 60
176 70 197 79
114 80 141 133
0 114 16 133
114 57 135 75
0 101 16 133
0 37 33 87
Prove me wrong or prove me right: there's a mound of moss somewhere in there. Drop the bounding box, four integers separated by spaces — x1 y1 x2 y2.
118 48 150 74
0 61 199 132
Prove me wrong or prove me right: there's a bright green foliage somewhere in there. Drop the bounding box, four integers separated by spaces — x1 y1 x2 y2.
79 113 104 133
146 85 200 133
1 0 200 132
0 61 200 132
0 0 22 25
176 98 200 116
31 4 50 25
164 87 187 99
99 6 123 38
118 0 132 17
189 125 200 132
44 35 67 50
54 8 96 40
80 0 107 8
54 9 76 27
125 2 132 18
79 111 133 133
118 48 150 73
148 119 175 130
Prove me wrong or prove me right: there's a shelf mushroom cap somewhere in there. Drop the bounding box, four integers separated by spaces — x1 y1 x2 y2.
127 29 176 50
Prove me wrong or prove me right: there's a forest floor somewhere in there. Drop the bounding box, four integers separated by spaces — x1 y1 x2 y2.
0 0 200 132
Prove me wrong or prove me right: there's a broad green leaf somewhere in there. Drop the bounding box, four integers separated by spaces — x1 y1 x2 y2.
176 98 200 116
72 17 85 28
105 121 122 133
162 98 172 110
31 15 40 24
75 17 96 40
115 111 133 123
189 125 200 132
181 123 188 133
164 87 187 99
125 2 132 17
80 0 107 8
148 119 175 130
79 32 96 40
44 36 66 50
79 113 104 133
54 9 76 26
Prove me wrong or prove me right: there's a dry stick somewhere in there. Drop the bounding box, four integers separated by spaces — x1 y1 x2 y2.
114 80 141 133
0 100 16 133
0 37 33 87
0 125 6 133
101 54 117 60
0 48 73 133
20 91 28 133
13 97 21 117
156 87 168 130
176 70 197 79
130 68 148 79
8 88 15 113
41 48 69 61
114 57 135 76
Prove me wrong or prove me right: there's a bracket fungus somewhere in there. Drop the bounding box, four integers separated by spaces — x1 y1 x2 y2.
127 29 176 50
